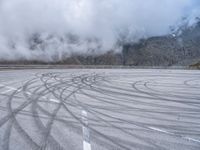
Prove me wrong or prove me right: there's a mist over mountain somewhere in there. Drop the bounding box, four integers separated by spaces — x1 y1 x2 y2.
54 20 200 67
122 20 200 66
0 0 200 64
0 0 200 65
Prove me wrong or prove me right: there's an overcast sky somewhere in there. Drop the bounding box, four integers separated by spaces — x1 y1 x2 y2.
0 0 199 61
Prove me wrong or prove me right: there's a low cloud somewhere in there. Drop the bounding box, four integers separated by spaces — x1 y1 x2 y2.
0 0 199 61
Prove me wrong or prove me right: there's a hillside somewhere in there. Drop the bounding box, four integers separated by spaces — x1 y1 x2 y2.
122 22 200 66
1 22 200 67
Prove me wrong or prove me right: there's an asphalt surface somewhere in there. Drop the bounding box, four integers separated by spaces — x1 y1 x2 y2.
0 69 199 150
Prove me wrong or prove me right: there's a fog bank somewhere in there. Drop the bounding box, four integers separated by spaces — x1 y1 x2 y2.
0 0 199 61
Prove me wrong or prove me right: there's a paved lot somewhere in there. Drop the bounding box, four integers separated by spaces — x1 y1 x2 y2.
0 69 199 150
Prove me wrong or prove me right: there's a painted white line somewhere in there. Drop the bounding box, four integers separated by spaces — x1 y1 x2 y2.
83 141 91 150
0 84 17 90
0 84 60 104
1 89 15 94
49 98 60 104
0 84 21 94
149 126 200 143
148 126 172 134
184 137 200 143
82 110 91 150
25 92 60 104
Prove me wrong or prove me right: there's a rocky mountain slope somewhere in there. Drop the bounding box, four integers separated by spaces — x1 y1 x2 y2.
73 22 200 66
1 22 200 66
122 22 200 66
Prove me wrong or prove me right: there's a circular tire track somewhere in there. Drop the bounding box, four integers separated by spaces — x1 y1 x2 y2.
0 70 199 150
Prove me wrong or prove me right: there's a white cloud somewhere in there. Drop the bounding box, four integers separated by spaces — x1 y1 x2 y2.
0 0 199 61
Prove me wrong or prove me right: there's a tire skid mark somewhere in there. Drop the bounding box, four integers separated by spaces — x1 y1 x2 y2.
2 119 14 150
27 74 67 150
44 74 132 150
0 71 200 150
71 94 167 150
58 75 144 150
1 78 41 150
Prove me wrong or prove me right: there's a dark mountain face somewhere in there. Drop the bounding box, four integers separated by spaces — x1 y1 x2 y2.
122 22 200 66
1 22 200 66
69 21 200 66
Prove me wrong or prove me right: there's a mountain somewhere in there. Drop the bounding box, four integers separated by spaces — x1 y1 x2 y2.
70 21 200 67
122 22 200 66
1 22 200 67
